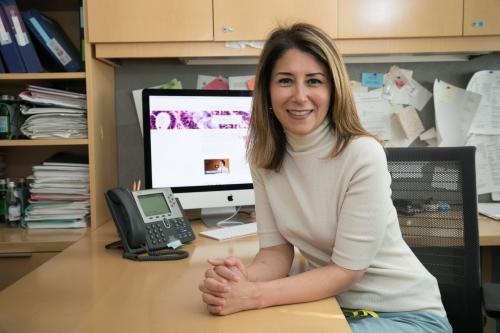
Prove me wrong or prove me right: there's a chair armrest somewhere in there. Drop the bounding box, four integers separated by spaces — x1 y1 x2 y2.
483 282 500 318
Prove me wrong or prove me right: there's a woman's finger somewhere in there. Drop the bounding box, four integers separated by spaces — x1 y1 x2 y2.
207 305 223 315
205 268 228 283
214 265 241 281
204 277 231 293
208 258 226 265
224 256 246 273
202 292 226 307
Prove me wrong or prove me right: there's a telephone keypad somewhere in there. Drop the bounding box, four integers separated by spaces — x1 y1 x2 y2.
145 218 195 249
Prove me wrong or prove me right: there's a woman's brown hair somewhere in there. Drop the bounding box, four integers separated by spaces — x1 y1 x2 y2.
247 23 380 171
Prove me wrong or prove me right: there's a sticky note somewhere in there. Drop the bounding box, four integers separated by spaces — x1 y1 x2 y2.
361 72 385 89
167 240 183 249
203 75 229 90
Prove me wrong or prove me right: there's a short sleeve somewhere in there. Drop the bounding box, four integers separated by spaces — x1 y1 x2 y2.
251 166 289 249
331 138 394 270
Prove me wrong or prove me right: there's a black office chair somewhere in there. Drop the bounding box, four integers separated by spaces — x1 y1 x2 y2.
386 147 500 333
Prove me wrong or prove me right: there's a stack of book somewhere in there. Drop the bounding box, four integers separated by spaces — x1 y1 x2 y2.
23 152 89 229
19 85 87 139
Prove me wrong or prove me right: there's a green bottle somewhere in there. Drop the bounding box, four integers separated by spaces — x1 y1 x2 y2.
0 103 9 140
0 179 6 223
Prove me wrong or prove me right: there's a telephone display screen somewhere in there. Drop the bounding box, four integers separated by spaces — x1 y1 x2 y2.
138 193 171 217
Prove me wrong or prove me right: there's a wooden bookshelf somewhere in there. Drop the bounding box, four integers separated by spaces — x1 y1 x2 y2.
0 72 86 81
0 139 89 147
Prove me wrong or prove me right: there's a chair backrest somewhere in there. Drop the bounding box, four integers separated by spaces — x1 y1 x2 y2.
386 147 482 333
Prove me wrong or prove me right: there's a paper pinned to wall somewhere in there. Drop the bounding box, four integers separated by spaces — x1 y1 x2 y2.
354 89 393 140
395 106 425 139
197 75 216 89
382 66 432 111
419 127 438 147
228 75 255 90
465 134 500 194
204 76 229 90
433 79 482 146
385 105 420 147
351 80 368 93
132 79 182 136
466 70 500 135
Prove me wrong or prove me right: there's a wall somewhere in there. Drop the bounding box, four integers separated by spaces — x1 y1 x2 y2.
115 52 500 188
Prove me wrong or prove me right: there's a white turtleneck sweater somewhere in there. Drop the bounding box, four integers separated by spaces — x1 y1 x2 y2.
251 121 446 316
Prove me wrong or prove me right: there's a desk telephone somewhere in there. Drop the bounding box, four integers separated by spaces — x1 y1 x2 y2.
104 187 195 261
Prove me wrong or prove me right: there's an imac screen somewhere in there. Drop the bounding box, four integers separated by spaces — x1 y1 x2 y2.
143 89 254 217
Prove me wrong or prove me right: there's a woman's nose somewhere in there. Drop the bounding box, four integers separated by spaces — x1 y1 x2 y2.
292 84 308 103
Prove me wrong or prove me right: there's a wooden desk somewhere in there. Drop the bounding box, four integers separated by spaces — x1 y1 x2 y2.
479 215 500 246
478 215 500 284
0 222 351 333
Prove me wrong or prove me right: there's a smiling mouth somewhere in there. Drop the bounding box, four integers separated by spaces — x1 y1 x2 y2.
287 109 313 116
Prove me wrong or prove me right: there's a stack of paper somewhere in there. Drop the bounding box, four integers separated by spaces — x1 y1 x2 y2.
478 203 500 220
19 85 87 139
23 152 90 229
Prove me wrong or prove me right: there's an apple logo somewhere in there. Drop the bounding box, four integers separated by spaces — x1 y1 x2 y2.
227 195 233 202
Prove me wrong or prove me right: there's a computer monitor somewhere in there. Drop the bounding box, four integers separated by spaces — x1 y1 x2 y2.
142 89 254 227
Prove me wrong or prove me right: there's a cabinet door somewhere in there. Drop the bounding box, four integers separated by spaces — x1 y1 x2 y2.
0 252 58 291
86 0 213 42
464 0 500 35
213 0 337 41
338 0 463 38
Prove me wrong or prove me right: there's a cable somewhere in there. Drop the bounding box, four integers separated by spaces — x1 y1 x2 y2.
215 206 243 228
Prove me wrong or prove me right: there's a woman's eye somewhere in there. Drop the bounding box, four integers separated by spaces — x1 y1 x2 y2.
277 78 293 85
307 78 323 86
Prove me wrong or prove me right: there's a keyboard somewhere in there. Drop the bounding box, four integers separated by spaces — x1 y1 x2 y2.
199 222 257 240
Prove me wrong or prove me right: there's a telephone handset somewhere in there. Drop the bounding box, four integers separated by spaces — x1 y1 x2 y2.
104 187 195 261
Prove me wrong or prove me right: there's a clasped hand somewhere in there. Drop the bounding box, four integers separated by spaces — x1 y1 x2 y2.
199 257 261 315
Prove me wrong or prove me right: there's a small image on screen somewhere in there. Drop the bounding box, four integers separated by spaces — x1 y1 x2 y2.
204 158 230 174
138 193 171 217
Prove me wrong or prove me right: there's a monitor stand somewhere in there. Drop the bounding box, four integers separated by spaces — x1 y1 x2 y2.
201 206 248 228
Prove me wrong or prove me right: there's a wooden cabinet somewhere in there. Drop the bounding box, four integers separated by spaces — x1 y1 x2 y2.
213 0 337 41
0 224 87 290
0 252 58 291
464 0 500 36
86 0 213 43
338 0 463 38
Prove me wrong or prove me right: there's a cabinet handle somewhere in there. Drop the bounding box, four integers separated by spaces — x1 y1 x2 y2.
471 20 485 28
222 26 234 33
0 252 33 258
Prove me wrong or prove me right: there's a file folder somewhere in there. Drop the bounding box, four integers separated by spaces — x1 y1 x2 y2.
0 3 24 73
0 0 42 73
23 8 83 72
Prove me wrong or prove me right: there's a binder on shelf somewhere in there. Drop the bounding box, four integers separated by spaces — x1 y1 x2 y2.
79 0 84 64
0 53 6 72
23 8 83 72
0 0 42 73
0 3 25 73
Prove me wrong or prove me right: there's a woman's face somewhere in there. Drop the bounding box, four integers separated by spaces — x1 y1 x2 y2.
269 48 331 136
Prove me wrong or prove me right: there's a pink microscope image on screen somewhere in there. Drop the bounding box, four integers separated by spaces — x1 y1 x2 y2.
150 110 251 130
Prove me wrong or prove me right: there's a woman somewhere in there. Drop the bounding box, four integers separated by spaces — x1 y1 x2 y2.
215 160 229 173
198 23 451 333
